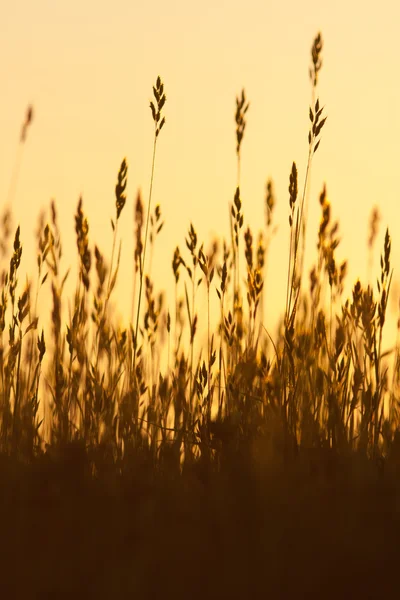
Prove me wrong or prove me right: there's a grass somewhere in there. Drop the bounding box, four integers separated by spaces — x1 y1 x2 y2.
1 32 400 598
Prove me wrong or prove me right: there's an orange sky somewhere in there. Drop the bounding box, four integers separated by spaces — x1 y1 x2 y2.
1 0 400 352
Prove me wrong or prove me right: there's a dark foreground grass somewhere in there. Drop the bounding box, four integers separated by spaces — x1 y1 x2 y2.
1 444 400 598
1 33 400 597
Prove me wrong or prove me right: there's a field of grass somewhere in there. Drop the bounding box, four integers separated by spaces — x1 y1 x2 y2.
1 33 400 598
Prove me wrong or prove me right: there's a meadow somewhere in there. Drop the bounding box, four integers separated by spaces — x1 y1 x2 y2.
1 34 400 598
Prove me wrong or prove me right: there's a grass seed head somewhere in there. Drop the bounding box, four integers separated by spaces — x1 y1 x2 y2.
115 158 128 220
310 32 323 87
235 88 250 155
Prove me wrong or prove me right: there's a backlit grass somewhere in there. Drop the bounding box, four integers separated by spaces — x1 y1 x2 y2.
1 33 400 598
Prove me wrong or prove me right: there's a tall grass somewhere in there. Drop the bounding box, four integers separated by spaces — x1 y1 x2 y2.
0 35 399 477
2 32 400 599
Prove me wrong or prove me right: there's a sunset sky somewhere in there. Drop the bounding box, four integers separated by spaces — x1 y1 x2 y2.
1 0 400 350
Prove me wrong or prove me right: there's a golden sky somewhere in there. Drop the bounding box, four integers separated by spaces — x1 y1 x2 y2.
1 0 400 348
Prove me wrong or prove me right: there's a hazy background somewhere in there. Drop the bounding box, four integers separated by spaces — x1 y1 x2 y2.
1 0 399 352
